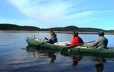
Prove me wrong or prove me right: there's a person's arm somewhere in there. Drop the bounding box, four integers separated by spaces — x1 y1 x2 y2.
45 37 48 40
87 39 100 47
82 38 100 47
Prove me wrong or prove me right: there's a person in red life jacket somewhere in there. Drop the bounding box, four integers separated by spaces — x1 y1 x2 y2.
65 31 84 67
67 31 84 48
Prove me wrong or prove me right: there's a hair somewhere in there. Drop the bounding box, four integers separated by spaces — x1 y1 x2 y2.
73 31 78 37
50 30 56 37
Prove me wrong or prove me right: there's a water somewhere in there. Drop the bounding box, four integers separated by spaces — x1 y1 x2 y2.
0 31 114 72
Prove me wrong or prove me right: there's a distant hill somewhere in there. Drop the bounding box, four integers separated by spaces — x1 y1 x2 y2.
45 26 103 32
0 23 112 32
0 24 40 31
46 26 79 31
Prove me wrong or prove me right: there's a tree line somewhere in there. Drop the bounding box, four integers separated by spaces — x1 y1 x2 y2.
0 23 112 32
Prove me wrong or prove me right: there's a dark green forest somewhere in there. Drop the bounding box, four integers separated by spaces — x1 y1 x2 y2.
0 23 113 32
0 24 40 31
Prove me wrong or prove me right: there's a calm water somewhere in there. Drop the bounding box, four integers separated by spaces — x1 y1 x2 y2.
0 31 114 72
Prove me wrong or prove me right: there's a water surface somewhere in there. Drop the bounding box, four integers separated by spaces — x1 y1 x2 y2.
0 32 114 72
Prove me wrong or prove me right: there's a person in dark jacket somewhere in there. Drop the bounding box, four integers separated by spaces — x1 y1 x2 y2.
45 30 58 44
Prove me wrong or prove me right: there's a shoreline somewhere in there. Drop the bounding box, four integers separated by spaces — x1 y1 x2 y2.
0 30 112 35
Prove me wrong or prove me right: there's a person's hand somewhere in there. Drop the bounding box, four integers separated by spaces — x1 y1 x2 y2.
66 44 70 46
45 37 48 40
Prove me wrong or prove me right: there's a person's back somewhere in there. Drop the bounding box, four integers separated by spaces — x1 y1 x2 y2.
96 36 108 49
77 36 84 44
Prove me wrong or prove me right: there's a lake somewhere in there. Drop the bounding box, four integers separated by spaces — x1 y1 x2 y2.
0 31 114 72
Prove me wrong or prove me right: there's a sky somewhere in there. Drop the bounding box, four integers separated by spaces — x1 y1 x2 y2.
0 0 114 30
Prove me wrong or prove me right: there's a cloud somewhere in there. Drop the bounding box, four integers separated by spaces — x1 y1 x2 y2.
5 0 114 29
7 0 94 23
8 0 72 22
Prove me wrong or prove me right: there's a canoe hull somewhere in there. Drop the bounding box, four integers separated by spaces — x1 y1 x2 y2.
26 37 65 51
61 47 114 58
26 37 114 58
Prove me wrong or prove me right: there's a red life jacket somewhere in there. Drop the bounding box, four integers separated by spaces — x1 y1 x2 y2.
70 36 83 46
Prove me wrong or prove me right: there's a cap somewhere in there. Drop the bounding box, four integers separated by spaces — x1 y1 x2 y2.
98 31 104 36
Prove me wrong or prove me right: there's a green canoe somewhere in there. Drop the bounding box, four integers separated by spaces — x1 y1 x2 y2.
26 37 114 58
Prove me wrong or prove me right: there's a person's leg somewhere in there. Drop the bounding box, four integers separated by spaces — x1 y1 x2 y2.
48 39 54 44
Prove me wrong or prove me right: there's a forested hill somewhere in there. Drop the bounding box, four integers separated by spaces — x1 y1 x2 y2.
0 23 107 32
0 24 40 31
46 26 103 32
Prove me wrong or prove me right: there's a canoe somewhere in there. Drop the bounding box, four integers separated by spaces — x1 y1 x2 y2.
26 37 64 51
26 37 114 58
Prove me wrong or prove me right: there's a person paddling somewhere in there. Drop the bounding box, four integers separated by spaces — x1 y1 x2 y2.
83 31 108 49
67 31 84 48
45 30 58 44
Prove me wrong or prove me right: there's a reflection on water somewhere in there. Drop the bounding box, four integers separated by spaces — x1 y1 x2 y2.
48 53 56 63
71 55 83 68
26 45 107 72
26 45 59 63
93 57 106 72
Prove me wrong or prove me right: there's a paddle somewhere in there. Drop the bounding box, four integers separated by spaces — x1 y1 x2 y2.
65 43 84 49
36 37 47 48
44 37 48 40
87 40 95 43
41 37 48 44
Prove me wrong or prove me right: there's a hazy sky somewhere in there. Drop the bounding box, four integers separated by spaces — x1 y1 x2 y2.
0 0 114 30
